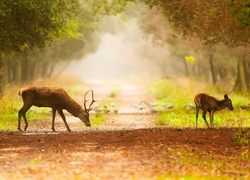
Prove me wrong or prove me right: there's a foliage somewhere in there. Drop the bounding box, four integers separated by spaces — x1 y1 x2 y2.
1 0 135 86
0 0 80 53
184 56 195 64
233 128 250 158
230 1 250 28
129 3 240 93
234 128 250 145
142 0 250 47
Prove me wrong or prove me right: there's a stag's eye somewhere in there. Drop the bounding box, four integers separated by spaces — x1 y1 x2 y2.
84 112 89 117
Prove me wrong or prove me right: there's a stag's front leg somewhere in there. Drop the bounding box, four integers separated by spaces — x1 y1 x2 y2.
57 109 71 132
202 110 210 128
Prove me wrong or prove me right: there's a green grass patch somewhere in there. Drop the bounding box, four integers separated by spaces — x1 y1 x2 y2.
91 112 107 126
149 78 250 128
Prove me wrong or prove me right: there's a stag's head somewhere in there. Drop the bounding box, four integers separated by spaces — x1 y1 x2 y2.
78 90 96 127
224 94 233 111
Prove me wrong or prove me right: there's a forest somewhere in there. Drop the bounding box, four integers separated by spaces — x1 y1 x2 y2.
0 0 250 179
0 0 249 92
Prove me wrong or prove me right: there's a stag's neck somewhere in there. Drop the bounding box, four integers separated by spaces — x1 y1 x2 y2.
64 98 82 117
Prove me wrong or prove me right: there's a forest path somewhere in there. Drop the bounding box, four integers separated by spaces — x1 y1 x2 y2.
85 80 156 131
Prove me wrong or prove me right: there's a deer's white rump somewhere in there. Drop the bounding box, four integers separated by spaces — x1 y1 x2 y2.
18 86 95 132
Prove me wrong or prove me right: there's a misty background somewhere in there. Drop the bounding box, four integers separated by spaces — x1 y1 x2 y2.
63 16 175 81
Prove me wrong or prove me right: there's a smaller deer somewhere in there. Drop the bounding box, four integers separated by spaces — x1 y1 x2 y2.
18 86 96 132
194 93 233 128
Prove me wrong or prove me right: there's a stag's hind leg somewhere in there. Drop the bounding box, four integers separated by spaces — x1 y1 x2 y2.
18 104 32 131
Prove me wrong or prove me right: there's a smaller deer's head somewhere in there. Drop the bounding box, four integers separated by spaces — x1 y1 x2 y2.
224 94 233 111
78 90 96 127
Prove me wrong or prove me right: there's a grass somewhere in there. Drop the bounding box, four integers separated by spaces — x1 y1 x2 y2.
149 78 250 128
2 76 250 131
90 112 108 127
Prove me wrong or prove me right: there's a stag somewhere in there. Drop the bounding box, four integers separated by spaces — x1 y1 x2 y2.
18 86 96 132
194 93 233 128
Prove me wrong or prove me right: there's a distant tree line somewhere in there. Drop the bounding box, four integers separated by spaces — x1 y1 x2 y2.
0 0 133 93
140 0 250 92
0 0 249 93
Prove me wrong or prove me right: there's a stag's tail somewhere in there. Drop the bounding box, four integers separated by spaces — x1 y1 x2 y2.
18 88 23 96
18 87 29 96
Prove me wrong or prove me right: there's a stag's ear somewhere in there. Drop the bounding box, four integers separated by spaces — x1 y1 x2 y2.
224 94 228 99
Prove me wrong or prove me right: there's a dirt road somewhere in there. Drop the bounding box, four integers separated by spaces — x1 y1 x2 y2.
0 80 249 179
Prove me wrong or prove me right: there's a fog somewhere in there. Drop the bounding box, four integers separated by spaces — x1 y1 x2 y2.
64 18 175 81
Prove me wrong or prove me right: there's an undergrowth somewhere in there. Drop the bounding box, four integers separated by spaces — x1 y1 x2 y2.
149 78 250 128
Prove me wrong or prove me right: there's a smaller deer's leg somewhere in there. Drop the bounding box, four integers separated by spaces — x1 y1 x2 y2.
57 109 71 132
195 107 199 128
51 108 56 132
202 110 210 128
210 111 215 128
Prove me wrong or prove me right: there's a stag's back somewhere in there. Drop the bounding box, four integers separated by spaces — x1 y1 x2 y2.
18 86 76 108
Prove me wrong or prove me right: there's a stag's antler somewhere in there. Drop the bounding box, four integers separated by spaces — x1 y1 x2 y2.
84 90 96 112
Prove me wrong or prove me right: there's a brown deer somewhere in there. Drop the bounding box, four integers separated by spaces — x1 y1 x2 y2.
18 86 96 132
194 93 233 128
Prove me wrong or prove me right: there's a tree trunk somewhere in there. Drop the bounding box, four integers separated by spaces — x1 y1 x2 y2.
10 58 18 83
0 54 3 95
209 54 217 85
239 53 248 92
2 55 9 87
243 55 250 90
21 52 28 82
183 57 189 77
234 54 248 92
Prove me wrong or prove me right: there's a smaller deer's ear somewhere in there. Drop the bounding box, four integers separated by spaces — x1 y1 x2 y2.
224 94 228 99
